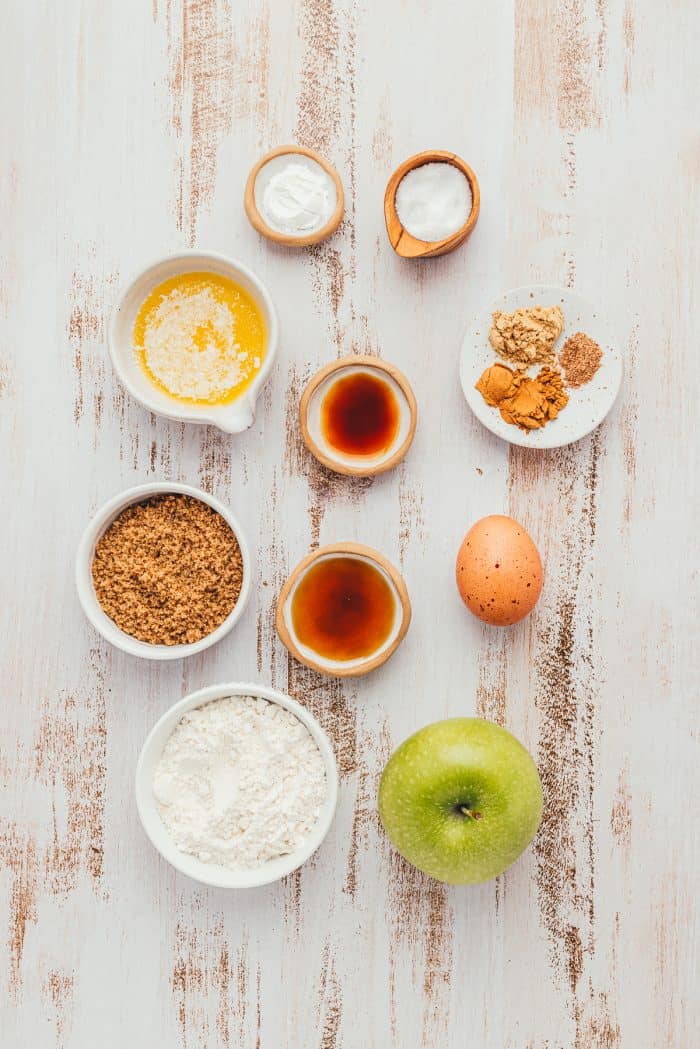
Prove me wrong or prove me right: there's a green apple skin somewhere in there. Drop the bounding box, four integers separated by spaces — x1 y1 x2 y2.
378 718 543 885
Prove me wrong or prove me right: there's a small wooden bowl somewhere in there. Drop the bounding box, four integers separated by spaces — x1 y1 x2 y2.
244 145 345 247
384 150 480 259
275 542 411 678
299 355 417 477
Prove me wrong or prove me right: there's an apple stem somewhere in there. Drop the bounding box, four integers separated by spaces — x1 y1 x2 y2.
459 806 483 821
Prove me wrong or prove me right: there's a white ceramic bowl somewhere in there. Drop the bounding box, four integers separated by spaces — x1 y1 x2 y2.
75 482 251 660
108 250 279 433
135 682 339 888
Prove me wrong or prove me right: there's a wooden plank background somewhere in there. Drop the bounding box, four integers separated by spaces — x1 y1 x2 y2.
1 1 698 1046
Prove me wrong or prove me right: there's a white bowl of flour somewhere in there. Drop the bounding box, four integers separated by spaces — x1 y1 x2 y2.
135 682 338 888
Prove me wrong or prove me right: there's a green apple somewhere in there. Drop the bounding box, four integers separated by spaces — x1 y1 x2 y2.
378 718 543 884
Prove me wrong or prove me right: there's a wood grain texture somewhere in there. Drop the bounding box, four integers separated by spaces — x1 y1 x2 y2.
1 0 698 1046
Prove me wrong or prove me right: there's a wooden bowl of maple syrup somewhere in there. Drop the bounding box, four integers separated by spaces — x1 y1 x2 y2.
275 543 411 677
299 356 417 477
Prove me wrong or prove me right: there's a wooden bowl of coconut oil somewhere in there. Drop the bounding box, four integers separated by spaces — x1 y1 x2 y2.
245 145 345 247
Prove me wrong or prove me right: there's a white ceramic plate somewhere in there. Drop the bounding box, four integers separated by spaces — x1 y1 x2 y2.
460 284 623 449
135 682 339 888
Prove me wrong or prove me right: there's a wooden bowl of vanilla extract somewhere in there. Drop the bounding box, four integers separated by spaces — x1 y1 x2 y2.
299 355 417 477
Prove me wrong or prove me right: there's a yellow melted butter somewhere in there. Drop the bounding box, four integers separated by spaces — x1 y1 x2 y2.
133 271 267 405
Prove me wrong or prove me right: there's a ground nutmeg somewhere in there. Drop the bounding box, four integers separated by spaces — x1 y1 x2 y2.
92 494 243 645
558 331 603 387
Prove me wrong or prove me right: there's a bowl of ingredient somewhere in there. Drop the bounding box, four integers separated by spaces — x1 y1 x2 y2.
135 682 339 888
109 251 278 433
276 542 411 677
460 284 623 449
299 355 417 477
76 482 251 659
244 145 345 247
384 150 480 259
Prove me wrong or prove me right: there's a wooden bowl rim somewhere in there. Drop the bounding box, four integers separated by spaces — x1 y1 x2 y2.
298 355 418 477
384 150 480 258
244 145 345 247
275 542 412 678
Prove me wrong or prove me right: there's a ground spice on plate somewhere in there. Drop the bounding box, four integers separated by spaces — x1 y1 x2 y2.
558 330 603 387
475 362 569 431
489 305 565 366
92 494 243 645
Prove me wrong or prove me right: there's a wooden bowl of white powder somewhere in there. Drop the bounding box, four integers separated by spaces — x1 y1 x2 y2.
135 682 338 888
384 150 480 259
244 145 344 247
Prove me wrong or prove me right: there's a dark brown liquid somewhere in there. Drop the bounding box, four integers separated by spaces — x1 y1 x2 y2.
291 557 396 661
321 371 400 456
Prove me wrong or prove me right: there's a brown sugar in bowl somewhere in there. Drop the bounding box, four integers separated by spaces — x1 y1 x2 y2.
276 542 411 677
384 150 480 259
76 482 252 660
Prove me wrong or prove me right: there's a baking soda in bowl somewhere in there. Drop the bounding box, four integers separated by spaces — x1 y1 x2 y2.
153 695 327 869
395 162 472 242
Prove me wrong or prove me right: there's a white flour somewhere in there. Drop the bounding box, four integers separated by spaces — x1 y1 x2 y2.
153 696 327 869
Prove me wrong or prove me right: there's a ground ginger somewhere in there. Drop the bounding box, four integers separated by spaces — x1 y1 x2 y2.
489 305 565 366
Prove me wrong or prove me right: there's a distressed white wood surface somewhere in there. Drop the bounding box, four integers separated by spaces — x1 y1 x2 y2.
1 1 698 1046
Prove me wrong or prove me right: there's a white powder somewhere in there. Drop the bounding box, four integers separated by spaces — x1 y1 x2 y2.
153 696 327 870
395 162 472 242
141 286 246 401
256 157 336 235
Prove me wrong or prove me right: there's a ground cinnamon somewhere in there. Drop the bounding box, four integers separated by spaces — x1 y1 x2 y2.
475 362 569 431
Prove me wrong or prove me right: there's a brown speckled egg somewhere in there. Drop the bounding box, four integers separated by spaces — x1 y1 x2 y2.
456 515 543 626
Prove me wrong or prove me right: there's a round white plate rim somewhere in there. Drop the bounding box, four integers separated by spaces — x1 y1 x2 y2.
460 283 623 449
